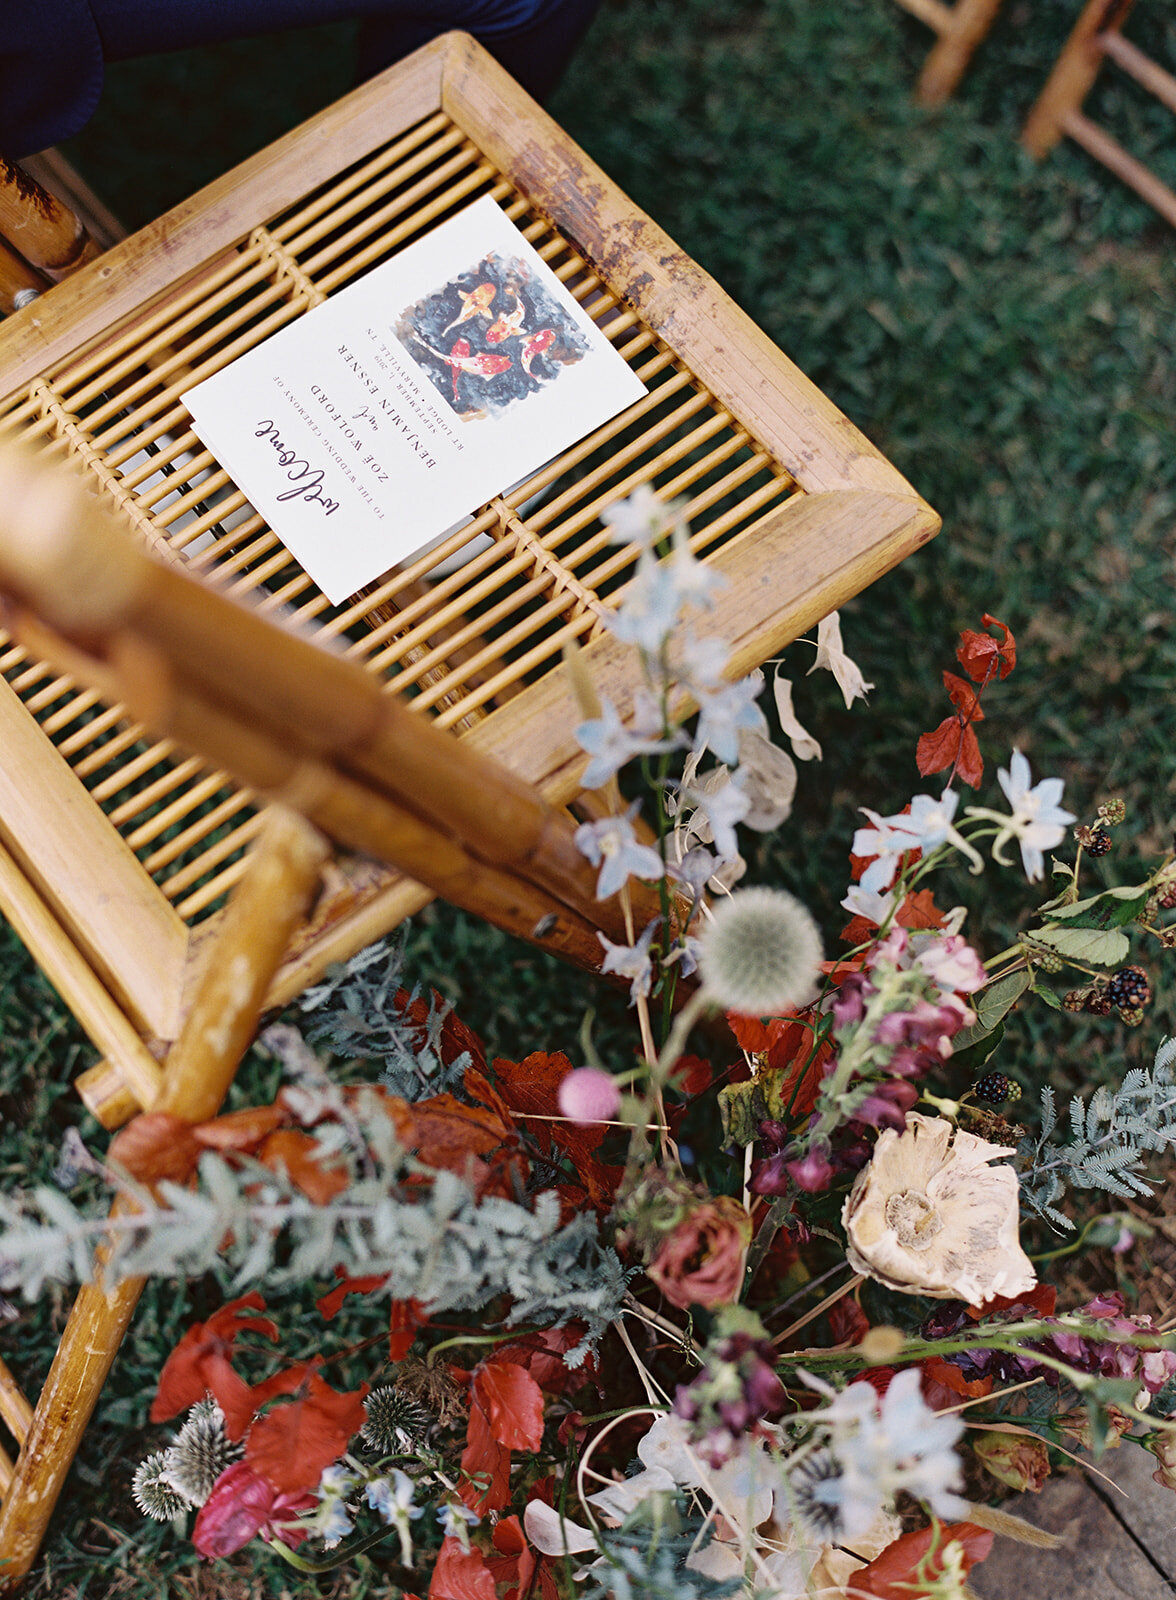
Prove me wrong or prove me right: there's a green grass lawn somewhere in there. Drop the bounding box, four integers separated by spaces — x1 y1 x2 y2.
1 0 1174 1591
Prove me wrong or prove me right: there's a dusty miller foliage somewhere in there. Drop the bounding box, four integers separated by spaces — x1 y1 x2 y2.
1018 1038 1176 1228
0 1090 624 1367
298 937 471 1101
580 1516 743 1600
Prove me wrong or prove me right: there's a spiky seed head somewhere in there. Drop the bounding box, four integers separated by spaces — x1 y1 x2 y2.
361 1387 434 1455
697 887 823 1016
132 1452 188 1521
162 1402 243 1506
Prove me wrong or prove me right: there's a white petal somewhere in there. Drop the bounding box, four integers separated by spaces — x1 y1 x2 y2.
523 1500 597 1556
772 671 823 762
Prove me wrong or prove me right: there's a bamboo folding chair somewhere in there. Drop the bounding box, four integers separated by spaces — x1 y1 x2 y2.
892 0 1006 103
0 29 938 1583
1022 0 1176 229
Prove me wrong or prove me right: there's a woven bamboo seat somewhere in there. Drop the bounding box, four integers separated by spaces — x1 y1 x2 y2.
0 29 938 1584
1023 0 1176 230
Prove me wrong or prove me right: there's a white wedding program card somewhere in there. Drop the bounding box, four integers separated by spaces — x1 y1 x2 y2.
182 196 647 604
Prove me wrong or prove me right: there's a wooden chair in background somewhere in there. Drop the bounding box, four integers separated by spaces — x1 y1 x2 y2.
0 29 937 1584
1022 0 1176 229
892 0 1006 103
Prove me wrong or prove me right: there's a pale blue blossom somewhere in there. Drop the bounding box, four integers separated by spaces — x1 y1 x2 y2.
437 1501 481 1541
687 774 751 862
574 804 666 899
604 485 687 548
692 673 768 766
597 919 658 1003
366 1468 422 1526
801 1367 966 1537
674 630 730 693
854 790 984 884
576 696 676 788
317 1498 354 1549
840 883 898 929
967 748 1076 882
609 557 684 654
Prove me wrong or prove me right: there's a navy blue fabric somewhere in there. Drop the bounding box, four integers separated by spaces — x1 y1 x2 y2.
1 1 104 158
1 0 598 158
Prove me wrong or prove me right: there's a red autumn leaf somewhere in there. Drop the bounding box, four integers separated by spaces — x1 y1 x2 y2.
458 1400 511 1513
388 1297 429 1360
430 1536 498 1600
492 1051 620 1210
493 1325 596 1393
248 1360 319 1412
151 1293 278 1437
669 1053 713 1096
487 1514 537 1600
382 1090 523 1198
192 1460 315 1557
475 1361 545 1451
854 1522 993 1597
109 1112 202 1185
317 1265 390 1321
395 988 489 1080
957 613 1016 684
921 1355 993 1400
916 715 983 787
828 1297 869 1346
193 1102 287 1153
245 1371 367 1496
942 670 985 722
257 1129 349 1202
967 1282 1057 1321
897 889 948 930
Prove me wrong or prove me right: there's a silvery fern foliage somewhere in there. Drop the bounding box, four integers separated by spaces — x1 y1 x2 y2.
1018 1038 1176 1228
0 1121 623 1366
298 937 470 1100
580 1518 744 1600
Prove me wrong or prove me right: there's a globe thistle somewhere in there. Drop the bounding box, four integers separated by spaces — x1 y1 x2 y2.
697 886 823 1016
361 1387 434 1455
162 1401 243 1507
132 1452 188 1522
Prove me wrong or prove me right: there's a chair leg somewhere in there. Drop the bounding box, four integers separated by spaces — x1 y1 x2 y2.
0 809 329 1590
916 0 1006 105
1022 0 1137 157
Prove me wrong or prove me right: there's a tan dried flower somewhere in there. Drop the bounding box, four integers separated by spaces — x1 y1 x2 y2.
841 1112 1036 1303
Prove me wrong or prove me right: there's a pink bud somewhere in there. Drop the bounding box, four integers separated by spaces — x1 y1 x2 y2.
558 1067 621 1124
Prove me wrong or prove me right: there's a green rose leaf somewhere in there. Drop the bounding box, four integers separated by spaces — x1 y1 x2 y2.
1031 925 1131 967
1046 884 1152 931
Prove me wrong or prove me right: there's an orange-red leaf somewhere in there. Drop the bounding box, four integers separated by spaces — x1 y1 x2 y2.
493 1051 621 1209
151 1294 277 1436
916 716 982 787
388 1298 429 1360
245 1372 367 1496
475 1361 545 1451
957 613 1016 683
316 1266 390 1321
942 670 985 722
193 1102 287 1153
257 1129 349 1202
458 1400 511 1513
854 1522 993 1597
430 1537 497 1600
109 1112 201 1185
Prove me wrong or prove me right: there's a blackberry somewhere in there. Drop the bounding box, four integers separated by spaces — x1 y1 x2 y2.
1107 966 1151 1012
1086 830 1112 858
1120 1005 1146 1028
1098 800 1127 826
1160 883 1176 911
1085 990 1115 1017
1064 989 1090 1013
973 1072 1021 1105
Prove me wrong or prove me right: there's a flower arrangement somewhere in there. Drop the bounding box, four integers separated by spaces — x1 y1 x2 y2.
3 491 1176 1598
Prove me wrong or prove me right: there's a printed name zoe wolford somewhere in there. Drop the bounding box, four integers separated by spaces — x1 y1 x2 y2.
337 344 438 470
